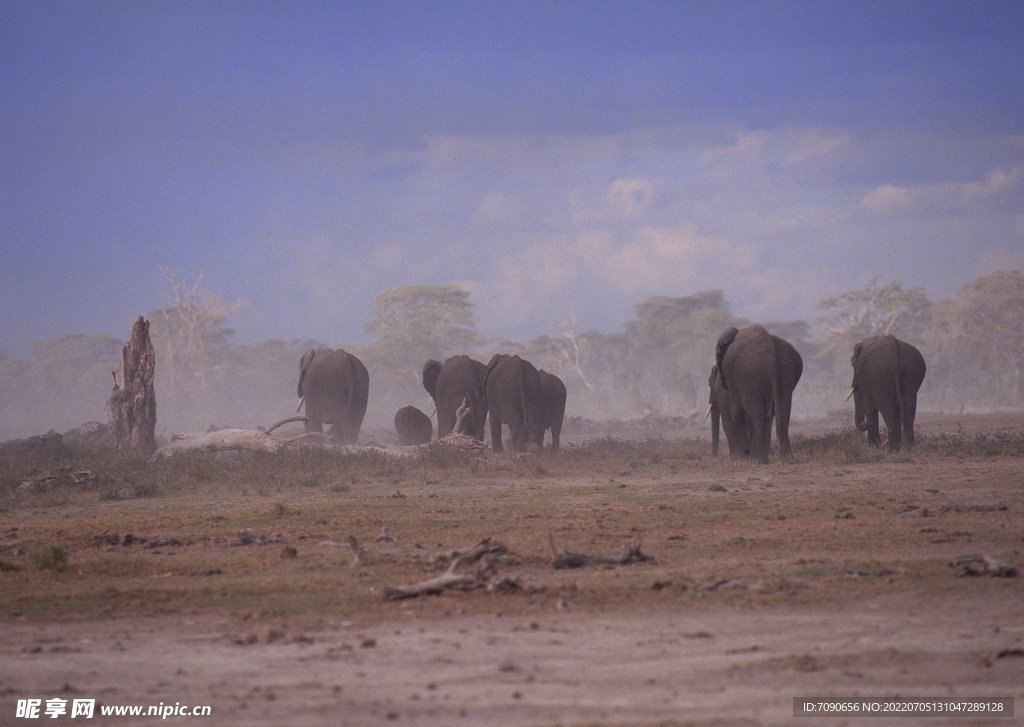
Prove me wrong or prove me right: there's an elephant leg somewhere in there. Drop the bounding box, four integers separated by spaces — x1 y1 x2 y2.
753 421 771 464
490 415 504 453
550 423 561 452
511 423 527 453
903 392 918 448
437 409 454 439
881 408 902 452
305 418 324 434
775 390 795 461
865 410 881 447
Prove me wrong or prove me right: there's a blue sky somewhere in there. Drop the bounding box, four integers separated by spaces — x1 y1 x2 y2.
2 1 1022 355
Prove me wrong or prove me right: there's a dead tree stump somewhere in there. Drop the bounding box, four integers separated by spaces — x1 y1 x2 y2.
107 316 157 457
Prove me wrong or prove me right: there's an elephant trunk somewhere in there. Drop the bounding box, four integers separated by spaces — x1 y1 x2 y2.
851 389 869 432
710 404 720 456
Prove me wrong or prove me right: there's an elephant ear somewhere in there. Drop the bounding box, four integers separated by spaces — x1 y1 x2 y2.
298 348 316 397
849 341 865 386
708 365 720 388
714 328 739 390
422 359 442 401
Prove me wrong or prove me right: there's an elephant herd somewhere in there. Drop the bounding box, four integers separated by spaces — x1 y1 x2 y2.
296 326 926 463
296 349 567 454
708 326 927 463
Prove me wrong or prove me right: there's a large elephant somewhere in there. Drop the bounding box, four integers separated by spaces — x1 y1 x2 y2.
297 347 369 444
849 335 926 451
394 405 432 445
715 325 802 464
422 355 488 441
484 354 545 453
537 369 567 452
707 365 747 457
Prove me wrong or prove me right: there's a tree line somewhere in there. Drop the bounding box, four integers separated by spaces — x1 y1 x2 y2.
1 269 1022 441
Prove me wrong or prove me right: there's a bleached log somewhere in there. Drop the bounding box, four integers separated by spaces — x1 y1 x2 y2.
150 429 282 460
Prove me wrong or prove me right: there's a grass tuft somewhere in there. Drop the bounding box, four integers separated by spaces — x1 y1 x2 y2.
31 544 69 571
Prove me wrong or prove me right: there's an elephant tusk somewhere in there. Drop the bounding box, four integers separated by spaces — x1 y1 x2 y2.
703 403 713 422
296 396 305 413
844 388 855 402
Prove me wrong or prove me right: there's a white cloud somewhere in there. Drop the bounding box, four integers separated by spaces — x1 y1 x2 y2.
700 128 769 166
860 167 1022 216
601 224 751 294
605 177 656 219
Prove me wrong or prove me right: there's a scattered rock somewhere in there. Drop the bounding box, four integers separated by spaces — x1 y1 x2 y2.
93 531 120 546
235 530 283 546
950 553 1018 578
19 467 99 493
939 503 1009 513
144 537 185 549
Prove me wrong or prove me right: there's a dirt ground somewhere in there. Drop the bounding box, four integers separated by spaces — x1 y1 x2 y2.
2 414 1023 726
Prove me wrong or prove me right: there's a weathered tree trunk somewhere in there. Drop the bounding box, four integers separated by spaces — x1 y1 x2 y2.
107 317 157 457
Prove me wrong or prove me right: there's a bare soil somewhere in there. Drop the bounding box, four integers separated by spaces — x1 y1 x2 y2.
2 415 1023 726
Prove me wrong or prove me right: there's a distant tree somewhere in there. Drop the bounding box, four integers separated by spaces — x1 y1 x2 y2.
815 277 931 370
26 333 123 388
622 291 745 413
927 270 1024 407
148 267 246 391
363 284 481 382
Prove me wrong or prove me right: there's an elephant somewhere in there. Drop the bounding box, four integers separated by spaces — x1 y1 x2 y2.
484 354 545 453
707 365 747 457
296 347 369 444
849 335 926 451
537 369 567 452
422 355 488 441
394 405 433 445
715 325 802 464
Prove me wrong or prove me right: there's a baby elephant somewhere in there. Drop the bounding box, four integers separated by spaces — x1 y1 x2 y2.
394 405 433 445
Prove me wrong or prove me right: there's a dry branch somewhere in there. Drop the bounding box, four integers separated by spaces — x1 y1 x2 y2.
382 538 515 600
548 533 654 569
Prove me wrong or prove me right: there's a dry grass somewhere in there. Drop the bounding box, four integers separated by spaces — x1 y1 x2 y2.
1 419 1023 620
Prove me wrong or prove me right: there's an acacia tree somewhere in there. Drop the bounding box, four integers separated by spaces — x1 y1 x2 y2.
927 270 1024 407
363 284 481 379
815 277 932 371
361 284 483 425
622 291 744 413
148 267 246 391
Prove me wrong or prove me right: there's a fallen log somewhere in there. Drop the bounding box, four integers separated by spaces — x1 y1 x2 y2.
150 429 282 460
548 533 654 569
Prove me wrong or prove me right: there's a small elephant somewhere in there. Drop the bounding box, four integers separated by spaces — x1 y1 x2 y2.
422 355 488 441
715 325 802 464
707 365 747 457
849 335 926 451
394 405 433 445
297 347 369 444
484 354 545 453
537 369 567 452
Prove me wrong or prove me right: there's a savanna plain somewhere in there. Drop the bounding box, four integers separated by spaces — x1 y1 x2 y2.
1 414 1022 727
